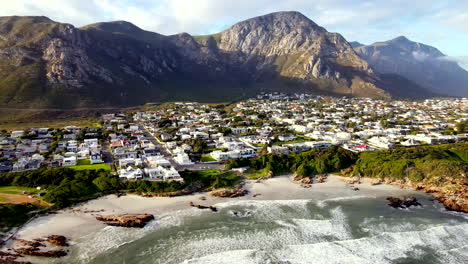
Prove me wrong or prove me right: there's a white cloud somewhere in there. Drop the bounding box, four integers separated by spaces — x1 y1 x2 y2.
412 51 431 62
0 0 466 58
439 56 468 71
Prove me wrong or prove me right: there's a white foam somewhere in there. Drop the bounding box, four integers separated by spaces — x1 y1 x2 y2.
215 199 312 220
275 223 468 264
71 208 206 262
316 195 373 208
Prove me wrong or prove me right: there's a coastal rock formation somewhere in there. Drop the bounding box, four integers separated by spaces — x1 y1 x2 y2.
0 251 31 264
189 202 218 212
436 197 468 212
376 175 468 213
45 235 68 247
386 196 422 209
316 175 328 183
13 248 67 258
342 176 361 185
2 235 70 262
208 188 249 198
96 214 154 228
292 174 313 185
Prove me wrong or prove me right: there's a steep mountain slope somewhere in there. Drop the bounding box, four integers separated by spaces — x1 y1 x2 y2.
196 12 390 98
0 12 437 108
354 36 468 97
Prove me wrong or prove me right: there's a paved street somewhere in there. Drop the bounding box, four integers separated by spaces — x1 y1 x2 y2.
140 124 225 171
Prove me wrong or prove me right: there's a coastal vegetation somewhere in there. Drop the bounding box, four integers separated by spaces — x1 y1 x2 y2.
227 146 358 177
1 143 466 232
352 143 468 182
0 203 42 232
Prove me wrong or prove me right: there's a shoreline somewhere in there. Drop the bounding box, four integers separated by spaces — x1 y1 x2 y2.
4 175 425 243
3 173 461 263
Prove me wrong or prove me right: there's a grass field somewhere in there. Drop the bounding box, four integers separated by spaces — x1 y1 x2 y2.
0 108 105 131
201 155 217 162
77 159 91 165
69 164 111 171
244 168 269 179
0 186 39 195
0 186 48 206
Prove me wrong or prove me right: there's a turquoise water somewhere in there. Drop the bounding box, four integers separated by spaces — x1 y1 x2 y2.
60 194 468 264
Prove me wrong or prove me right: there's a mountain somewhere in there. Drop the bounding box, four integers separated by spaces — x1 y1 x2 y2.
349 41 364 48
0 12 436 108
354 36 468 97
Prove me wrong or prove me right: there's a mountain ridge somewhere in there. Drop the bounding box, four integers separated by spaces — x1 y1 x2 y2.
354 36 468 97
0 12 453 108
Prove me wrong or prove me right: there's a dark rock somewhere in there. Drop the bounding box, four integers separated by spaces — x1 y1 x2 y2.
95 214 154 228
46 235 68 247
208 188 248 198
386 196 422 209
189 202 218 212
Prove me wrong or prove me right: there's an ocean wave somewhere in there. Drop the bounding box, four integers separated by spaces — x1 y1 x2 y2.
215 199 313 220
72 208 207 263
316 195 374 208
185 223 468 264
276 223 468 264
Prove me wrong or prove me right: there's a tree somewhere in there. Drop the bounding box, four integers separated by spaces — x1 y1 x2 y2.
456 121 468 133
295 164 310 177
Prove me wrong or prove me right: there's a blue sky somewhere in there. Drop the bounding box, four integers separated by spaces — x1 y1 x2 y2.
2 0 467 67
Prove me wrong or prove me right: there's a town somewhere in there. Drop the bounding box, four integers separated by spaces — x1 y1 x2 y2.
1 94 467 181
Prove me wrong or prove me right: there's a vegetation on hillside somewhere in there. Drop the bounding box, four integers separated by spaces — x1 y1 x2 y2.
352 143 468 182
0 203 42 232
227 146 358 176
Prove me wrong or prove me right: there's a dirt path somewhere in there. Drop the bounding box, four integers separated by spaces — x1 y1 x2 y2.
0 194 49 206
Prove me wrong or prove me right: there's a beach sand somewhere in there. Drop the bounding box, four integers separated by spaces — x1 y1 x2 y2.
3 175 423 249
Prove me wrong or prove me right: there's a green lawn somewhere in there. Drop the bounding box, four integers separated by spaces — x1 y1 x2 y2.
201 155 217 162
244 168 269 179
180 169 242 189
77 159 91 165
0 186 40 195
69 164 111 171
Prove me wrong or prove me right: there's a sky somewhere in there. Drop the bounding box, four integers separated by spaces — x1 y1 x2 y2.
1 0 467 68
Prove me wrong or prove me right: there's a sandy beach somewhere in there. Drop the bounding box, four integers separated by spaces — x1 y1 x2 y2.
5 174 422 244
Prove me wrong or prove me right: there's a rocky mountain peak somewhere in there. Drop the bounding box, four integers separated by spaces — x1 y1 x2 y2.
0 12 448 108
82 20 142 34
390 35 410 43
354 36 468 96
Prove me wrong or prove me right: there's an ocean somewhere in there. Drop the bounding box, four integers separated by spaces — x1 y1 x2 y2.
62 194 467 264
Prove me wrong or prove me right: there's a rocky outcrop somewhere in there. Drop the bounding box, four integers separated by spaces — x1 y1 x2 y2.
208 188 249 198
342 176 361 185
292 174 313 185
1 235 70 262
386 196 422 209
95 214 154 228
45 235 68 247
316 175 328 183
367 175 468 213
0 251 31 264
13 248 67 258
189 202 217 212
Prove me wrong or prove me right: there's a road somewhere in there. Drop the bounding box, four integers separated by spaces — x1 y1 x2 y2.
139 124 225 171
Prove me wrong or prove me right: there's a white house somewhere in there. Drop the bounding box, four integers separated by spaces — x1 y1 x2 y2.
119 167 143 180
62 156 77 166
174 152 193 165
